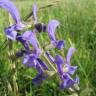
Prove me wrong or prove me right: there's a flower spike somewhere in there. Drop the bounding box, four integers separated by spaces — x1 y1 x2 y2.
23 31 41 55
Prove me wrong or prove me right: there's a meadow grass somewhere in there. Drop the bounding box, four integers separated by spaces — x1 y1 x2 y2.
0 0 96 96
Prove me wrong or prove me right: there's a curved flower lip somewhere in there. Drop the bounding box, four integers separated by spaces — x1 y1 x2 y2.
67 65 78 75
0 0 21 23
47 19 60 41
23 31 41 55
66 46 76 65
55 55 64 75
23 53 37 67
5 25 17 40
60 74 79 89
56 40 65 49
32 3 38 24
55 55 64 65
32 73 48 86
60 73 75 89
32 61 48 86
5 22 26 40
47 19 64 49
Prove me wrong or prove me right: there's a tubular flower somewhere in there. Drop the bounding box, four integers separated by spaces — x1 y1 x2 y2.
0 0 25 40
22 52 48 85
5 25 17 40
21 30 48 85
47 20 64 49
32 63 48 85
46 47 79 89
21 30 41 67
23 30 41 55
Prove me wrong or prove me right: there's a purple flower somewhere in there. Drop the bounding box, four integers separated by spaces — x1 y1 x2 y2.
32 71 48 86
60 74 79 89
21 30 48 85
5 23 25 40
32 59 48 85
5 25 17 40
23 31 41 55
47 20 64 49
0 0 25 40
46 47 79 89
22 52 48 85
23 53 37 67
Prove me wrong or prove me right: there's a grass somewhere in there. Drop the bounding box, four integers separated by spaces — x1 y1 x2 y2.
0 0 96 96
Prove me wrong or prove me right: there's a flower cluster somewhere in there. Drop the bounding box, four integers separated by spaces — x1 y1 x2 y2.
0 0 79 90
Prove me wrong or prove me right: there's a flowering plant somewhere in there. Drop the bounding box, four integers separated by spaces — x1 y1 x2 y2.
0 0 79 93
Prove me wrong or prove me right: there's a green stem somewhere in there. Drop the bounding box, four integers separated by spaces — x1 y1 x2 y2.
38 35 57 72
43 53 57 72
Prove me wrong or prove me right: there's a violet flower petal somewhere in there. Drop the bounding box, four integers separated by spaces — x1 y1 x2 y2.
0 0 20 23
54 55 64 75
60 73 75 89
23 31 41 55
55 55 64 65
5 25 17 40
0 0 25 40
23 53 37 67
56 40 65 49
32 63 48 86
66 46 76 65
47 20 60 42
68 65 77 75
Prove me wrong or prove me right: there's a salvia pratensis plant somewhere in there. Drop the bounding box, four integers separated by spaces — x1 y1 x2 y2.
0 0 79 93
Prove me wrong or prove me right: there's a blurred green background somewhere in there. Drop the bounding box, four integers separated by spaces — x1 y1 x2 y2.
0 0 96 96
